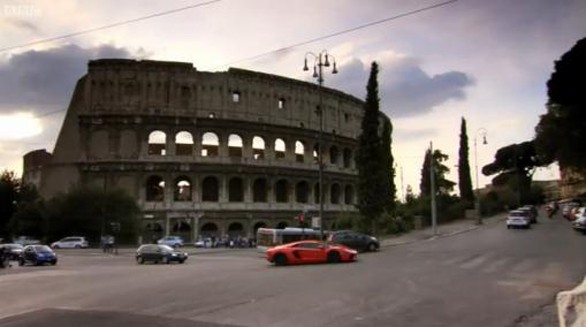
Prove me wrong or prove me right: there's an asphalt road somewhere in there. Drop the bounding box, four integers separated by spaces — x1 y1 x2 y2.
1 214 584 327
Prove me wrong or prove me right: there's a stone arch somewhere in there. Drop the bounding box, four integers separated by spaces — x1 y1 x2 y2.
296 181 309 203
276 221 288 229
227 222 244 237
119 130 137 158
343 148 352 168
295 140 305 163
253 221 267 233
172 219 191 233
174 176 192 201
313 144 320 163
330 146 339 165
330 183 341 204
201 222 219 237
275 179 289 203
345 184 354 204
175 131 194 156
314 183 321 204
201 132 219 157
148 130 166 155
252 136 265 160
253 178 267 202
146 175 165 201
202 176 219 201
228 134 243 157
274 138 286 159
228 177 244 202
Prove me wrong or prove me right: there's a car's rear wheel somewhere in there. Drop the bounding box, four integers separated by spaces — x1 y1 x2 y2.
19 259 25 266
179 259 185 264
274 253 287 266
327 251 341 263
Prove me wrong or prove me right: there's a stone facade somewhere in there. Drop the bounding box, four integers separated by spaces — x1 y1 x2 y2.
24 59 372 242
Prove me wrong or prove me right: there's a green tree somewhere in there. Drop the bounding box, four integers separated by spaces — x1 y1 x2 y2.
46 187 141 244
458 117 474 204
356 62 385 234
420 148 456 197
380 117 396 213
0 170 19 239
7 183 46 240
482 141 541 205
535 37 586 172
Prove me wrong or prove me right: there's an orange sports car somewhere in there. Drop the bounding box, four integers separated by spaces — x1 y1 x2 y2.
266 240 358 266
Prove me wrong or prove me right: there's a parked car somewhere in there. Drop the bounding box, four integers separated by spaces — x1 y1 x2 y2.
157 236 184 248
519 205 538 223
0 243 24 260
19 245 58 266
135 244 188 264
562 202 580 220
572 208 586 234
506 210 531 229
328 230 379 252
51 236 89 249
266 240 357 266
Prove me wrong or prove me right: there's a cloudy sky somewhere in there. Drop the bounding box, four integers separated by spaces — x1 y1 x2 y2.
0 0 584 197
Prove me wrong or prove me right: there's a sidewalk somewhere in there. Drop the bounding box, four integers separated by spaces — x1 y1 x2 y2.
380 212 508 248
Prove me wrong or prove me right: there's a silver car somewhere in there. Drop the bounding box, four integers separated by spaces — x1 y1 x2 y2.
506 210 531 229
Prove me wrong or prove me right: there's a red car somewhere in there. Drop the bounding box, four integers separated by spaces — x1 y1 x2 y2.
266 240 358 266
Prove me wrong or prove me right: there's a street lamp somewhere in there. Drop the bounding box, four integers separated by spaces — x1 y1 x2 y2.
303 50 338 242
474 128 488 225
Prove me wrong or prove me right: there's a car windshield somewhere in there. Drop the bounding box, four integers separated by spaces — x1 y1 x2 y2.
159 245 174 251
510 211 527 217
33 245 53 252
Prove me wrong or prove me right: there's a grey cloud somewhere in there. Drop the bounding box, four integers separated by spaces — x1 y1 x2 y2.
1 17 39 33
328 56 474 118
394 127 438 142
0 44 135 114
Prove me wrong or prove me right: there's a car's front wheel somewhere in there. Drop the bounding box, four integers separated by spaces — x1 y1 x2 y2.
162 256 170 264
136 256 144 264
327 251 341 263
274 253 287 266
367 243 377 252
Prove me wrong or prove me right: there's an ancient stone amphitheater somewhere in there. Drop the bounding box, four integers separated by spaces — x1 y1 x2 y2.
25 59 371 242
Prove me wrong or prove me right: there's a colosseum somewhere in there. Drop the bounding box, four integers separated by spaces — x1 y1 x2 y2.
25 59 376 242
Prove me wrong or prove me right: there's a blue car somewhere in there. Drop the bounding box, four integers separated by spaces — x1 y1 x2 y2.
19 245 58 266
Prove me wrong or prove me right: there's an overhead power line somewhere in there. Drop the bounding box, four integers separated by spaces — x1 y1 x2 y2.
0 0 223 53
215 0 458 69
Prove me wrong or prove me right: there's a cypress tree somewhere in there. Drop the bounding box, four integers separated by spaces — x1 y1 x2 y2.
356 62 385 233
420 149 432 197
458 117 475 204
381 117 396 212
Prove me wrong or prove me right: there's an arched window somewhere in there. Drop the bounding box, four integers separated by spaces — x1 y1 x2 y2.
330 146 339 165
313 144 320 164
174 176 191 201
275 179 288 203
253 222 267 233
343 148 352 168
146 175 165 201
228 177 244 202
253 178 267 202
252 136 265 160
330 183 341 204
295 141 305 163
314 183 321 204
228 134 243 157
296 181 309 203
172 220 191 232
175 131 193 156
277 221 288 229
201 132 219 157
202 176 219 201
148 131 166 155
274 138 286 160
201 223 219 237
227 222 244 237
345 185 354 204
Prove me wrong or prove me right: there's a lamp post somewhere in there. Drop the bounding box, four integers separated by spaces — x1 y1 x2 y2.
474 128 488 225
303 50 338 242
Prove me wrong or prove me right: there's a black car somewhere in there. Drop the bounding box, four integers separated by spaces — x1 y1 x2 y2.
328 230 380 252
519 205 538 224
0 244 24 261
136 244 188 264
19 245 58 266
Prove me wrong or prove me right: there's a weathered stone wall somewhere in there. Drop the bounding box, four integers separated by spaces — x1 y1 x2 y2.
34 59 372 241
